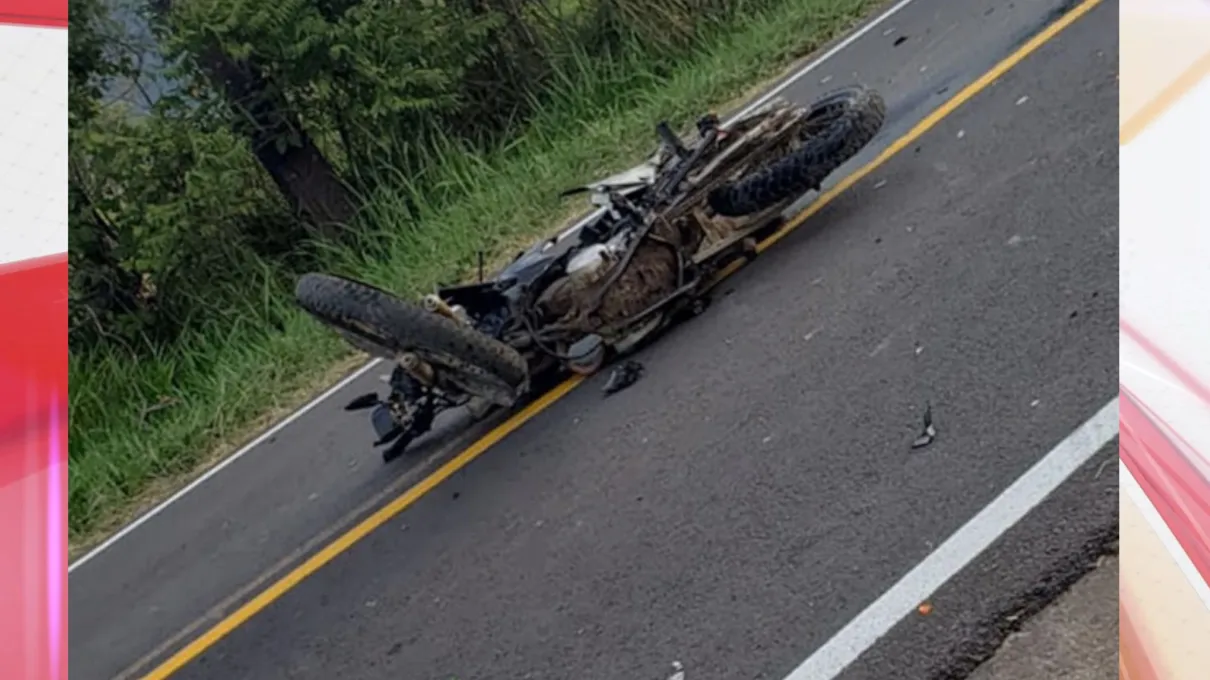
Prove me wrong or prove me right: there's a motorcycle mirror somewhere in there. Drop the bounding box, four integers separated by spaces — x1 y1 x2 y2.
344 392 381 411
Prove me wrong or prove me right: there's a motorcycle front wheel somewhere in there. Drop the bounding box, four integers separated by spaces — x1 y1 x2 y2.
294 273 529 407
708 85 886 217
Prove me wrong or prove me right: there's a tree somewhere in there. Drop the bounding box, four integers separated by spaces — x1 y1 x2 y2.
68 0 148 349
149 0 357 234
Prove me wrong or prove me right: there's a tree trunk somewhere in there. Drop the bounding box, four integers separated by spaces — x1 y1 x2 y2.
151 0 355 236
196 47 355 236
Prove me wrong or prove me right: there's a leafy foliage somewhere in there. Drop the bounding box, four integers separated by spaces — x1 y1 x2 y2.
69 0 790 353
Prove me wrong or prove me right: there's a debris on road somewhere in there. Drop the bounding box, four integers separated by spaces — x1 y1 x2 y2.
667 661 686 680
603 360 645 396
912 402 937 449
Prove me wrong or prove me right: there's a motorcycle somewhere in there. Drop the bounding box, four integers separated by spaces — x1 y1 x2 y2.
296 85 886 461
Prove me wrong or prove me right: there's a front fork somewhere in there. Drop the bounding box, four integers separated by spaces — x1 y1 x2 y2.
373 366 439 463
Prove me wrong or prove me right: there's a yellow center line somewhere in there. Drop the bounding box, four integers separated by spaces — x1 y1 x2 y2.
141 1 1102 675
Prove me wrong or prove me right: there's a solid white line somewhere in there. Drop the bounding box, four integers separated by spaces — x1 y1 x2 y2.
723 0 918 126
1120 459 1210 611
782 397 1120 680
67 359 384 572
69 0 921 571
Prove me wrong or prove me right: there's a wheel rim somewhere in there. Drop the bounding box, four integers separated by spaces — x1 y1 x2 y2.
800 100 848 137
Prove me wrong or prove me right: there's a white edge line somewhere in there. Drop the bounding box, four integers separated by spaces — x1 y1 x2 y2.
1120 459 1210 610
723 0 917 126
784 397 1120 680
68 359 384 572
68 0 920 571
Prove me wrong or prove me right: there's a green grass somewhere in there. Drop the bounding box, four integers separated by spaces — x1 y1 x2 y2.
69 0 883 551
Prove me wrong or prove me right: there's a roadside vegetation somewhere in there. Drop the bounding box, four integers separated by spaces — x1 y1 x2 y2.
69 0 881 549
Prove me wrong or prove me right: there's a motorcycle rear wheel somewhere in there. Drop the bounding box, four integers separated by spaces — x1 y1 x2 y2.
295 273 529 406
708 85 886 217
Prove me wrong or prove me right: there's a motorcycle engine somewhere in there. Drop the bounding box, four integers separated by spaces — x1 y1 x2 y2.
535 236 624 321
565 243 615 284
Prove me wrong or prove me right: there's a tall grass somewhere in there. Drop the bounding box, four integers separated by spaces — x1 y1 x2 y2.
69 0 881 548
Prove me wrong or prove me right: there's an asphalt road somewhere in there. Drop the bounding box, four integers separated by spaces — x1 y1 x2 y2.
69 0 1119 678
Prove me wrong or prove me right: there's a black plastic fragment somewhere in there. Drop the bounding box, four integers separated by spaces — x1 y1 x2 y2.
912 402 937 449
603 360 645 396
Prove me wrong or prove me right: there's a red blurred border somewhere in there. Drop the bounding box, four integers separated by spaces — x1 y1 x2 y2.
0 0 67 27
1119 387 1210 589
1 9 79 680
1120 317 1210 590
1119 320 1210 679
1121 319 1210 410
1120 589 1166 680
0 253 68 680
0 254 68 489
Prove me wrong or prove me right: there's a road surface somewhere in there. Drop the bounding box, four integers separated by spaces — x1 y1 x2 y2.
967 556 1117 680
69 0 1119 678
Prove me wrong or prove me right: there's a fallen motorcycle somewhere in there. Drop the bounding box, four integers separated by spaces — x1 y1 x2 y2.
296 85 886 461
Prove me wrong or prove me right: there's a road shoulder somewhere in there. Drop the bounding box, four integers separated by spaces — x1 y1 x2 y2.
837 443 1118 680
967 555 1117 680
